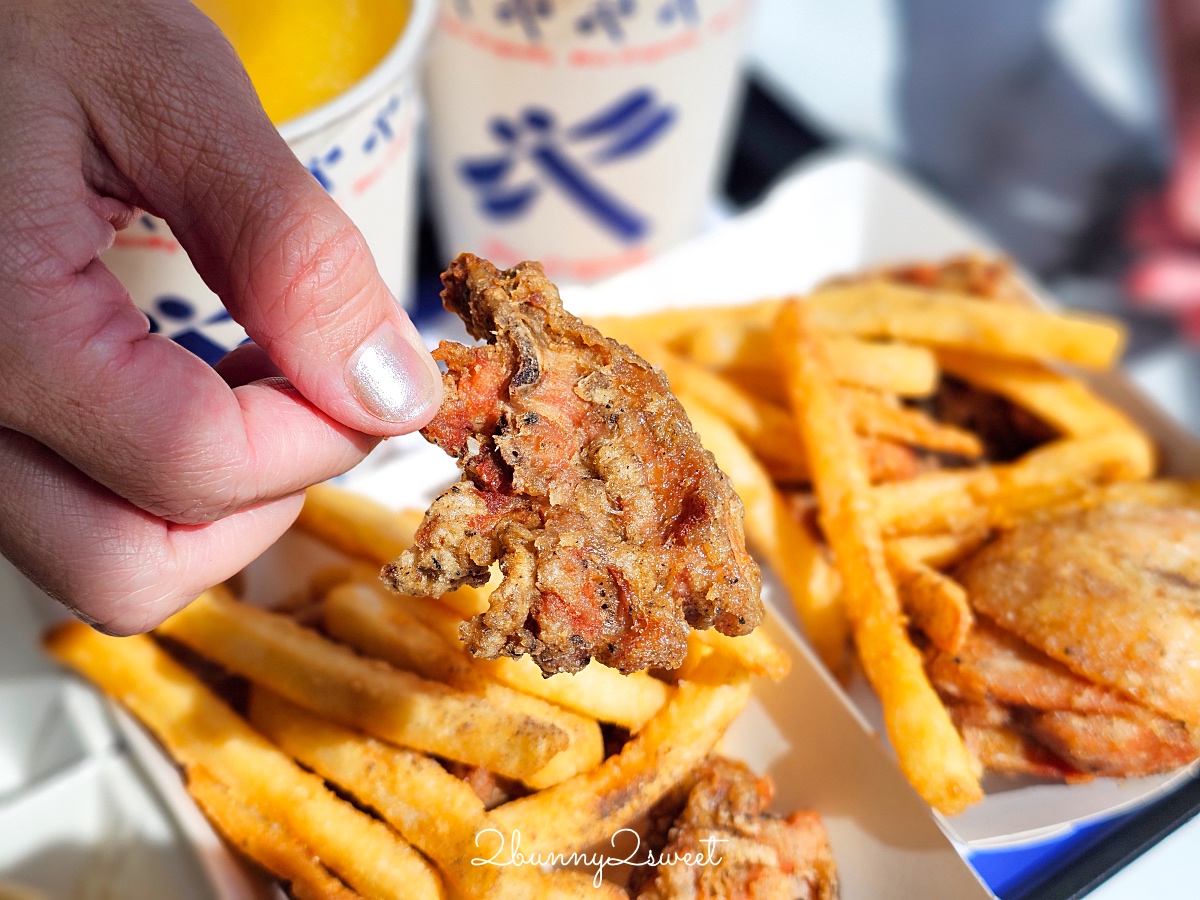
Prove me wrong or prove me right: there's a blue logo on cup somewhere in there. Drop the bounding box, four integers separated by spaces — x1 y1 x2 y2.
658 0 699 25
458 88 675 242
576 0 635 40
145 295 245 365
495 0 554 40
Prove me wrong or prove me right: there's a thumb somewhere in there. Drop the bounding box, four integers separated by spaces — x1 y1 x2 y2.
78 0 441 435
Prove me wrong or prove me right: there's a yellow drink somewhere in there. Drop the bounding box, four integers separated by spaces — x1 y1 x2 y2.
194 0 410 125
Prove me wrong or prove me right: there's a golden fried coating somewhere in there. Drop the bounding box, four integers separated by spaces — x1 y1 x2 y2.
384 254 762 675
635 757 838 900
956 502 1200 729
824 253 1035 305
929 620 1199 778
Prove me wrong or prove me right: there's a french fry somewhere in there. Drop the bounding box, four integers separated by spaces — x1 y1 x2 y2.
871 470 988 537
689 624 792 681
775 299 982 815
679 395 847 672
325 582 478 685
323 582 603 789
822 335 941 398
155 587 570 783
635 339 927 483
684 327 940 398
885 545 973 653
43 623 443 900
884 529 991 570
981 430 1154 524
431 566 499 618
935 349 1137 438
490 655 751 857
250 689 623 900
806 281 1125 368
471 648 668 734
1082 478 1200 508
872 430 1156 536
840 386 983 458
380 582 669 730
587 300 784 348
295 483 423 565
186 767 361 900
307 561 382 600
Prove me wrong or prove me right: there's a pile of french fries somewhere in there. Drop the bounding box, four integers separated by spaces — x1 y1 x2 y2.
590 255 1154 815
45 483 792 899
42 253 1160 897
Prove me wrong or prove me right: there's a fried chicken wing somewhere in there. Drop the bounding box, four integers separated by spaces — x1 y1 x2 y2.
956 502 1200 728
922 498 1200 780
929 620 1199 778
383 254 762 675
635 757 838 900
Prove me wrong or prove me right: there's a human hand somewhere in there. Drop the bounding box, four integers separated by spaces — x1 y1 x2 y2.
0 0 441 633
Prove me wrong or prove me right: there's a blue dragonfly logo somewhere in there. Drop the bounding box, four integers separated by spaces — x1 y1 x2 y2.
459 88 675 242
576 0 635 41
362 95 403 154
496 0 553 40
658 0 699 25
306 146 344 192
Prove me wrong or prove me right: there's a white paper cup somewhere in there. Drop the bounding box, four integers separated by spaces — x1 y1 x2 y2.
101 0 437 365
423 0 754 283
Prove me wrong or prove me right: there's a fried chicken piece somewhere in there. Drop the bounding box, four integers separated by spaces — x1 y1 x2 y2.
956 502 1200 729
929 620 1200 778
1024 708 1198 778
824 253 1035 305
927 620 1142 718
383 254 762 675
930 502 1200 780
946 699 1083 780
931 376 1059 462
635 757 838 900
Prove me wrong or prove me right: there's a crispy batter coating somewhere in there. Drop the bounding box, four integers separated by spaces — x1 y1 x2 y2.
928 498 1200 779
824 253 1035 305
383 254 762 675
929 620 1199 778
956 502 1200 729
635 756 838 900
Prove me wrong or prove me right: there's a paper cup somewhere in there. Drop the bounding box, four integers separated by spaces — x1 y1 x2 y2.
423 0 754 283
101 0 437 365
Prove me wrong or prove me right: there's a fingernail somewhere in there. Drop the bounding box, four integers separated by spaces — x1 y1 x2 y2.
347 322 440 424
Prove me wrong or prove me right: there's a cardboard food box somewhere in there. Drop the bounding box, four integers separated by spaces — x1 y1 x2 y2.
561 151 1200 854
2 151 1195 898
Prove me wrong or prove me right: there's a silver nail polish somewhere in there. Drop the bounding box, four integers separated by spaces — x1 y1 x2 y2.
348 324 439 423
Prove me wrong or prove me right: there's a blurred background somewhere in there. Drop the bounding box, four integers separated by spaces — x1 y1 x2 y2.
122 0 1200 432
416 0 1200 432
714 0 1200 435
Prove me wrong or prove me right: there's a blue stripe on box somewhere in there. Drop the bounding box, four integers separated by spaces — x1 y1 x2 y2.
968 814 1131 898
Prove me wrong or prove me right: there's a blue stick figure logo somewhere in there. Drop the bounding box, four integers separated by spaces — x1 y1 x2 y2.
576 0 635 41
459 88 675 243
496 0 553 40
658 0 699 25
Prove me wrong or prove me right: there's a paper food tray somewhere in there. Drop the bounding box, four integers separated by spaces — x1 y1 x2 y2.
2 149 1193 898
241 433 995 900
0 558 256 900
